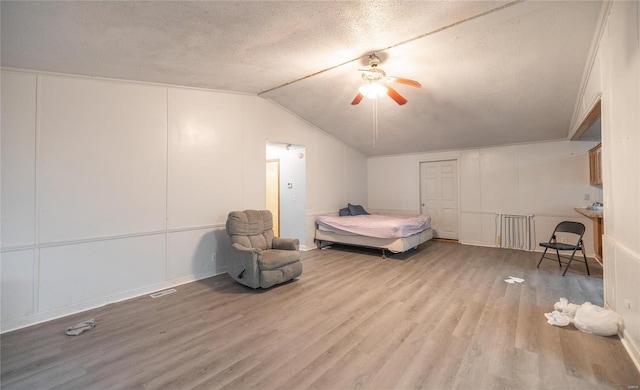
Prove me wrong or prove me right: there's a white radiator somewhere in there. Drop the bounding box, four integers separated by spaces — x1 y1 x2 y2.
496 214 535 251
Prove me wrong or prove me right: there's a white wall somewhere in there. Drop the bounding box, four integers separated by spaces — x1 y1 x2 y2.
0 70 367 332
597 1 640 366
304 128 368 243
368 140 599 252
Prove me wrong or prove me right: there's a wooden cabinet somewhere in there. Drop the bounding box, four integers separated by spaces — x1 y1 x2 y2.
589 143 602 186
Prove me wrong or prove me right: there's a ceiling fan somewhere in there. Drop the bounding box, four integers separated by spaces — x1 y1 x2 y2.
351 54 421 106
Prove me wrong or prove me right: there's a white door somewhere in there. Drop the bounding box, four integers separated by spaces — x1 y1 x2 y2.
420 160 458 240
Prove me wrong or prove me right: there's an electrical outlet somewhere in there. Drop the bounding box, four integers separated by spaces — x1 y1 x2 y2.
584 193 590 201
211 253 217 263
624 299 632 310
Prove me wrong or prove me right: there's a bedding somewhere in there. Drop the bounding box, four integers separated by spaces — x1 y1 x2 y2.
347 203 370 216
315 214 431 239
314 212 433 257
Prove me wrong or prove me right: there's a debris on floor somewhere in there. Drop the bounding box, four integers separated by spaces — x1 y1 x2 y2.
504 276 525 284
544 298 621 336
66 319 96 336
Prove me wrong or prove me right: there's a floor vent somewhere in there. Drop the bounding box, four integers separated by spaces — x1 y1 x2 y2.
149 288 177 298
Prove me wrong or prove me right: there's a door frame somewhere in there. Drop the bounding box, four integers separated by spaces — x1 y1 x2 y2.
417 158 461 240
266 158 280 237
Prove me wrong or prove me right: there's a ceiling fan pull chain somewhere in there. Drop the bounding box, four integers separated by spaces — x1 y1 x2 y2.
372 97 378 147
375 97 379 142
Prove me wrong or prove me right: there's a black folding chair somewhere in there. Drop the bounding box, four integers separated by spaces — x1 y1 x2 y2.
536 221 590 276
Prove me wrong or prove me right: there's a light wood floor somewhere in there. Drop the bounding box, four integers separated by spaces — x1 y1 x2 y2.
2 241 639 389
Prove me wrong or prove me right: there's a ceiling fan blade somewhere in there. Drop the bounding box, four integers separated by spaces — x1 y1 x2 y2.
386 86 408 105
351 92 365 105
387 77 421 88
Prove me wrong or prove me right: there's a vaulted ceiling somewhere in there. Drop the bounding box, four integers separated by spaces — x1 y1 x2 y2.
1 1 603 156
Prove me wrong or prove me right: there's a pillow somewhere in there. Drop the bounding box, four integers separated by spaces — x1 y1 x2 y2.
348 203 369 216
339 207 350 216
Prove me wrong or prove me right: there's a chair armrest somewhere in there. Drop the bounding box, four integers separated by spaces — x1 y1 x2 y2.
272 237 299 251
229 243 262 287
232 243 262 256
230 243 262 264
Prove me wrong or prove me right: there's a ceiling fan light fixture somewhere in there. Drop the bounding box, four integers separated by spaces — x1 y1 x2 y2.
358 82 386 99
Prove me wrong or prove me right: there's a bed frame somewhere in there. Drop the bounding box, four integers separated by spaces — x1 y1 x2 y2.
314 227 433 258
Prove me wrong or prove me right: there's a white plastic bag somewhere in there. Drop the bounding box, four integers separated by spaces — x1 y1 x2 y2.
545 298 621 336
553 297 579 317
573 302 620 336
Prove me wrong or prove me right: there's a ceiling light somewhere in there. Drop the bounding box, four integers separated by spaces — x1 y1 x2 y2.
358 82 387 99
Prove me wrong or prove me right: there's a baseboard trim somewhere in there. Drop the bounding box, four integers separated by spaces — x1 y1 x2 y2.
621 330 640 374
0 269 221 334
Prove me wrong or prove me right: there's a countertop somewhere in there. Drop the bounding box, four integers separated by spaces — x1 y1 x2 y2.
574 207 603 219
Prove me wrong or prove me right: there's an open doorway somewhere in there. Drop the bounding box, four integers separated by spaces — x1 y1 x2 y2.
266 142 306 246
571 98 603 262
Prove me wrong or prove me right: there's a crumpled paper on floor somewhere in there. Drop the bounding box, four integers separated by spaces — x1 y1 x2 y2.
545 297 578 327
544 310 573 326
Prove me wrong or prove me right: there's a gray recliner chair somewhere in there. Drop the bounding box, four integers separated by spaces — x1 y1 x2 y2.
226 210 303 288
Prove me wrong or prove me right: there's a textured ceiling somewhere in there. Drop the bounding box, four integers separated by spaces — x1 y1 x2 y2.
1 1 604 156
